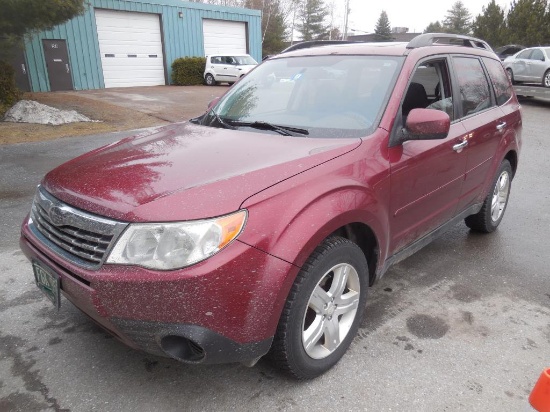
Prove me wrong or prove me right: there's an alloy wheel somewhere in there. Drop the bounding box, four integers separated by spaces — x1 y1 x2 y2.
302 263 360 359
491 170 510 222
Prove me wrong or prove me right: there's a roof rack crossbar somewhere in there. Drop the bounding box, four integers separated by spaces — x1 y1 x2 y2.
407 33 493 52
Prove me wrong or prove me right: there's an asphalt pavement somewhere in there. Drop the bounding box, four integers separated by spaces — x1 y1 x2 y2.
0 98 549 411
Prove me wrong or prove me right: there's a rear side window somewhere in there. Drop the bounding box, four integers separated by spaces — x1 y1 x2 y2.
211 56 222 64
452 57 493 117
483 58 513 106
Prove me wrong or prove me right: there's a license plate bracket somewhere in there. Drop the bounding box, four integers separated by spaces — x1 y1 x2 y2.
32 261 60 309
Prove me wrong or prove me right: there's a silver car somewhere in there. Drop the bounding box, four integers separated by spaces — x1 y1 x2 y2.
503 47 550 87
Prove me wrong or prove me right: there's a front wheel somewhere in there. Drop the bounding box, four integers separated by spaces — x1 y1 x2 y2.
543 70 550 88
465 159 512 233
269 237 368 379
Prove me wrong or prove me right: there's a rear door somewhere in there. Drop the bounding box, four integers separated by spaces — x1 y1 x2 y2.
451 56 505 212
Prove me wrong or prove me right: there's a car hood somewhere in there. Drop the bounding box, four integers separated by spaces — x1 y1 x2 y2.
42 123 361 222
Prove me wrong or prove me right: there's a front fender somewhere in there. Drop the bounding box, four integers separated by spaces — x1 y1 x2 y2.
238 154 390 328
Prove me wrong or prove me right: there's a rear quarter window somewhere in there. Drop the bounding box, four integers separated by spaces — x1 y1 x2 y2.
483 58 513 106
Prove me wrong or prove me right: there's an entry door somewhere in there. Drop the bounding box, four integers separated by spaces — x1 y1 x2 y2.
42 39 73 91
11 50 31 92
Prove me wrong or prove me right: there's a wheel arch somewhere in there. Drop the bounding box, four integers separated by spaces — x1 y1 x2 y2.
504 149 518 178
329 222 379 286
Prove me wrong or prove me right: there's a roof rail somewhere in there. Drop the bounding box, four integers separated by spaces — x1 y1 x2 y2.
407 33 493 52
280 40 358 54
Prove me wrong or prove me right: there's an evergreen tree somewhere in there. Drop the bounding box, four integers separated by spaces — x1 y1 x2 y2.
506 0 548 46
471 0 506 47
374 11 393 41
443 1 472 34
424 21 444 33
0 0 85 40
297 0 329 41
245 0 287 56
0 0 86 109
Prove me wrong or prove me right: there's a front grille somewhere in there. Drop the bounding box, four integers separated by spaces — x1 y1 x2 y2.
28 187 128 270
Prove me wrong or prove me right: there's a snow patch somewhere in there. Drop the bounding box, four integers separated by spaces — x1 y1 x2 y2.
3 100 99 125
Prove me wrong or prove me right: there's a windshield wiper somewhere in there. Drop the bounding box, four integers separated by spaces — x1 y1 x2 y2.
227 120 309 136
209 111 236 130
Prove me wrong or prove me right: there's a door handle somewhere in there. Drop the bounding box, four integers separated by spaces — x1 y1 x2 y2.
453 139 468 152
65 64 70 73
21 64 26 74
496 121 507 131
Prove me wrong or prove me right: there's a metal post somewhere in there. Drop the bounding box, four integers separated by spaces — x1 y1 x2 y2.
343 0 350 40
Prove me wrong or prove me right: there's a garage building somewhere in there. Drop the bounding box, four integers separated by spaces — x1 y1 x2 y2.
17 0 261 92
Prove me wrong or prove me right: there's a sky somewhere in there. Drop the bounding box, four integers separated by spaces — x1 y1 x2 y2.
339 0 511 34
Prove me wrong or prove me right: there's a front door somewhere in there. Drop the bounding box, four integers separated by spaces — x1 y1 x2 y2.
42 39 73 91
388 57 468 254
527 48 547 82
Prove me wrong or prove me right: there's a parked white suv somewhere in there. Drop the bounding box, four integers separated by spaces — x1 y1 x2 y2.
204 54 258 86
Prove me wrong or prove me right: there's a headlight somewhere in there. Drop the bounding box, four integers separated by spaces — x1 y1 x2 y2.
106 210 247 270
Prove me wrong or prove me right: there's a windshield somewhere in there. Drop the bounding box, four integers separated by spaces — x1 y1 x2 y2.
201 55 403 138
235 55 258 65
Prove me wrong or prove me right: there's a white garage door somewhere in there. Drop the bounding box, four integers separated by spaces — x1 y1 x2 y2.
95 9 165 88
203 19 247 55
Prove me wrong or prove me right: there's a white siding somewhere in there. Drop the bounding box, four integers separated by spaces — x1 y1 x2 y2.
203 19 247 55
95 9 165 88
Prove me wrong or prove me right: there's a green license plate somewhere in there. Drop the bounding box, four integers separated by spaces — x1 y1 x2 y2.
32 261 60 309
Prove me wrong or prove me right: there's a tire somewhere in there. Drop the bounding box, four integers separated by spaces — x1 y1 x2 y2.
543 70 550 88
269 236 368 379
465 160 512 233
205 73 216 86
506 68 517 85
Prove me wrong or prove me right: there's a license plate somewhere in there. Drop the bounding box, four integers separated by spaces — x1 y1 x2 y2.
32 261 60 309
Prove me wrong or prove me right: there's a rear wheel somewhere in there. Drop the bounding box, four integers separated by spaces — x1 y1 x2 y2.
205 73 216 86
270 237 368 379
543 70 550 88
465 160 512 233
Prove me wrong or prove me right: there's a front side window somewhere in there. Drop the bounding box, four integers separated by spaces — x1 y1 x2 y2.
453 57 493 117
483 58 513 106
517 49 532 59
234 55 258 65
405 59 454 121
200 55 403 138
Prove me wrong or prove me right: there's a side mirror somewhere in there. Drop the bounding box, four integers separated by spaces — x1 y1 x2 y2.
403 108 450 141
207 97 220 109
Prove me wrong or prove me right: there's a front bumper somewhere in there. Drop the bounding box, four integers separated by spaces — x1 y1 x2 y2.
20 221 297 364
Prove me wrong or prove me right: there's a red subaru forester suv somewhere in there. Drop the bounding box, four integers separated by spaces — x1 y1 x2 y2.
21 34 521 379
